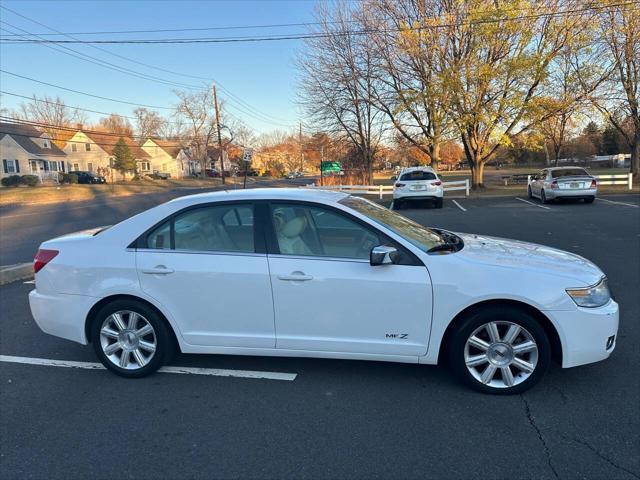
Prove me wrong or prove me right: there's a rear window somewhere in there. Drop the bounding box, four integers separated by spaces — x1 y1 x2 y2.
552 168 588 178
400 170 436 181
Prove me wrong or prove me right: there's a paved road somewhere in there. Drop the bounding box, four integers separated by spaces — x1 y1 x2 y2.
1 194 639 479
0 177 309 265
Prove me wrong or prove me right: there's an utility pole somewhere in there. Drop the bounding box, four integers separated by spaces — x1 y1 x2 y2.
213 84 225 185
299 122 303 173
320 144 324 186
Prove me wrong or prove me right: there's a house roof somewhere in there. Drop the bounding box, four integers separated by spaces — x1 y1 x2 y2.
83 131 150 158
148 138 182 157
0 122 67 157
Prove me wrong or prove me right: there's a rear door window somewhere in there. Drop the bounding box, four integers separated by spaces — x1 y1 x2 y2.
146 204 255 253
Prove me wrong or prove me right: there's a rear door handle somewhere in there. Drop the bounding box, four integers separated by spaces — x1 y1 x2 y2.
278 272 313 281
142 266 174 275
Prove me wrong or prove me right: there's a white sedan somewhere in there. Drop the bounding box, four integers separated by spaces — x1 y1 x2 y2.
29 188 618 394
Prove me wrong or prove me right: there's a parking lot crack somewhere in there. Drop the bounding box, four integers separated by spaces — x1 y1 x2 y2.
563 436 640 479
520 394 560 480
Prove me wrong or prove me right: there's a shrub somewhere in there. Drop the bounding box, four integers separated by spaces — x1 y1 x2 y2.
20 175 39 187
1 175 22 187
67 173 78 184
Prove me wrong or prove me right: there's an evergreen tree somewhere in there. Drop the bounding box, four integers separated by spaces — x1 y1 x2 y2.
112 137 136 180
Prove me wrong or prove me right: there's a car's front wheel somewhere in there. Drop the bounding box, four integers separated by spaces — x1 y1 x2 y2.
447 306 551 394
91 299 172 378
527 186 533 199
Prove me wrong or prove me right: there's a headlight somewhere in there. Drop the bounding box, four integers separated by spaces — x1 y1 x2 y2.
566 277 611 308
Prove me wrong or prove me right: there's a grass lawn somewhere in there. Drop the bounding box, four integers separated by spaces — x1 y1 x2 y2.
0 177 247 207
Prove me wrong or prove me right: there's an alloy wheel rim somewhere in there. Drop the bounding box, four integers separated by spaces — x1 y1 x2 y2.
99 310 157 370
464 321 538 389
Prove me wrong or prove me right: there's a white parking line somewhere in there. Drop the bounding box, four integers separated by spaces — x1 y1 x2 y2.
597 197 639 208
515 197 551 210
0 355 297 381
451 200 467 211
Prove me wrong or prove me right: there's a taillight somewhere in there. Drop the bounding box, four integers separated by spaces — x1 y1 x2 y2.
433 181 442 186
395 183 405 188
590 179 597 188
34 249 58 273
551 181 558 189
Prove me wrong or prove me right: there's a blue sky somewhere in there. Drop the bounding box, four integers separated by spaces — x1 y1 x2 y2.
0 0 319 133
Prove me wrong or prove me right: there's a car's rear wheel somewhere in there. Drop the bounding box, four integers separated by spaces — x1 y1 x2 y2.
584 196 595 204
447 306 551 394
540 189 549 204
435 198 443 209
91 299 171 378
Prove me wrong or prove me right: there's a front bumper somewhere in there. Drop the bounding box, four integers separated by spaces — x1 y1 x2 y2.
544 299 619 368
29 289 94 345
547 187 597 199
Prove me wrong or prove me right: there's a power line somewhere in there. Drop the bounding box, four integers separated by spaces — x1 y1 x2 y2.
0 5 297 125
1 2 636 44
0 70 175 110
0 1 628 38
0 21 203 91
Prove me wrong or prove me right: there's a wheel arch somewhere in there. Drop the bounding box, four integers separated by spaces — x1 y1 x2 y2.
85 294 181 352
437 299 563 365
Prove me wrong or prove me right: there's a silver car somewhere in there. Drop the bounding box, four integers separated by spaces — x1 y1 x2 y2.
528 167 597 204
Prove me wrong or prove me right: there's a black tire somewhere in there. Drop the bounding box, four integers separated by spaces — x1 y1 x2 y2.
540 189 549 204
90 299 172 378
393 199 404 210
584 196 595 204
435 198 444 209
446 306 551 395
527 186 533 199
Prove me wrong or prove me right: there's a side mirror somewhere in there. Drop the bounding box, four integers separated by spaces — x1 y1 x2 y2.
370 245 398 266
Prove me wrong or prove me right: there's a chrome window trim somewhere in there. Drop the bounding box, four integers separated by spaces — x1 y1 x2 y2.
266 253 370 264
135 248 266 258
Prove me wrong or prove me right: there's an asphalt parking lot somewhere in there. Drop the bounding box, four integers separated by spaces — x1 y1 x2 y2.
1 193 639 480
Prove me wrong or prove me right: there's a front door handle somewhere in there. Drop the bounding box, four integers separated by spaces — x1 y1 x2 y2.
142 265 174 275
278 272 313 282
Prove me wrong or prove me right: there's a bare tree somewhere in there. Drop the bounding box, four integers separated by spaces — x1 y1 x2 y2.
365 0 451 170
174 88 218 174
298 1 385 183
133 108 167 140
14 94 87 145
96 113 134 136
594 3 639 176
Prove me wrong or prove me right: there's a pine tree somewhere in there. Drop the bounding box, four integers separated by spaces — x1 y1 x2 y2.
112 137 136 180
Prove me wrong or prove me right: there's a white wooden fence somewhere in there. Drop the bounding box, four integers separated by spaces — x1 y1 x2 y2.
302 179 470 199
527 173 633 190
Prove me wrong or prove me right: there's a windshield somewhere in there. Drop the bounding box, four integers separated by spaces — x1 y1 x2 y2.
339 196 444 252
400 171 436 181
552 168 589 178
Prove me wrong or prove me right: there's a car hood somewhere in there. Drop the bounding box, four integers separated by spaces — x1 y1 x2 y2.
454 232 603 286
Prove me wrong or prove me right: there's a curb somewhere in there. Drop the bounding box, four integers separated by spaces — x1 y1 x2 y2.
0 263 33 285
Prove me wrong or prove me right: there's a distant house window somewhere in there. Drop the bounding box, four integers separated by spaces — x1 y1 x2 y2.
50 161 59 172
87 163 93 172
71 144 77 152
43 139 49 148
140 161 150 171
73 163 79 171
3 159 16 173
85 143 91 152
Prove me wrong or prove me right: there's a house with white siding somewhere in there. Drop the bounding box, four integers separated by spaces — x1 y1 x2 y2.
63 130 151 179
0 122 67 183
140 138 195 178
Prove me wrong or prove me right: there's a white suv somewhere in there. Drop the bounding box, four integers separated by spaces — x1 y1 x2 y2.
393 166 444 208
